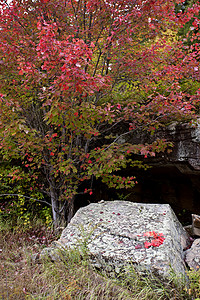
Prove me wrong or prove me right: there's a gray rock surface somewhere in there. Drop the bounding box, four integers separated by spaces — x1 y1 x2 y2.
192 214 200 236
123 121 200 174
42 201 190 281
185 239 200 270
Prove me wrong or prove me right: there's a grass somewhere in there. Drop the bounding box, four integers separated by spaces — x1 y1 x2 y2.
0 219 199 300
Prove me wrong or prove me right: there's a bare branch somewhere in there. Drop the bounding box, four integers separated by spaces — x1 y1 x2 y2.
0 194 51 207
103 130 134 151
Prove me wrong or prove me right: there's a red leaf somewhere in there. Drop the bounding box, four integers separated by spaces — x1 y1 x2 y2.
144 241 152 249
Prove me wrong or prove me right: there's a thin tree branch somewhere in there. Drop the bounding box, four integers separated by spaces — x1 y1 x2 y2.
0 194 51 207
103 130 135 151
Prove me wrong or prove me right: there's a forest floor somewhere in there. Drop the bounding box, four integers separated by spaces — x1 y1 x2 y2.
0 220 199 300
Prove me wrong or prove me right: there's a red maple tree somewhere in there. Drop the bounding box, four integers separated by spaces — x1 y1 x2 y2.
0 0 199 226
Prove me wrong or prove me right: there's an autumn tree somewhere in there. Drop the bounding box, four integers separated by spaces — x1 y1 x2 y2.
0 0 199 226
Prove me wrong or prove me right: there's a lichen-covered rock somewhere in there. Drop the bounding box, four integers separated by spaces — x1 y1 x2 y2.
185 239 200 270
42 201 190 280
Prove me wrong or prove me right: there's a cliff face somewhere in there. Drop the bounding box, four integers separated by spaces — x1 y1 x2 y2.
162 122 200 173
74 122 200 225
123 122 200 224
119 121 200 173
114 122 200 224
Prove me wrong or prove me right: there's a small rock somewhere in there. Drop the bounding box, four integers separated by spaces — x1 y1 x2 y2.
192 214 200 236
185 239 200 270
184 225 193 236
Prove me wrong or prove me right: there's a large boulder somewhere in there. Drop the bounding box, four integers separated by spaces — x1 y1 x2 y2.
42 201 190 281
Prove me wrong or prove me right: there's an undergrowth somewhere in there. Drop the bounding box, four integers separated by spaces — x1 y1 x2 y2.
0 219 199 300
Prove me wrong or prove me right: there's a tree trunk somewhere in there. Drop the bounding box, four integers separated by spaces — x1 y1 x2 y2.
50 185 59 226
65 196 75 225
50 184 75 228
49 185 65 228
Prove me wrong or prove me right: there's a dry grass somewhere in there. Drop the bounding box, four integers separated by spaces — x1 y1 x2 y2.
0 224 56 299
0 221 194 300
